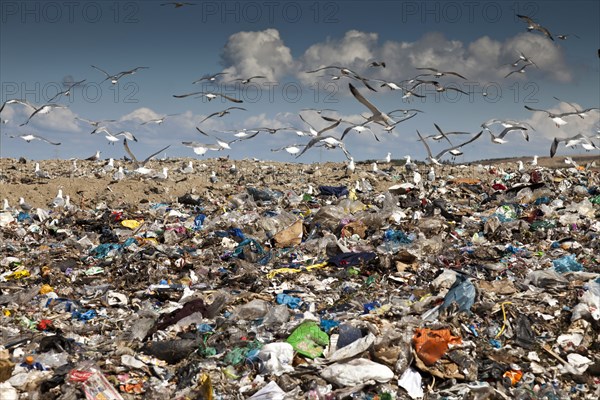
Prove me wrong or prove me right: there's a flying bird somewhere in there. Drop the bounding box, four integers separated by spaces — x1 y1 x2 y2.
160 2 195 7
231 75 267 84
173 91 243 103
182 141 221 155
524 105 582 127
0 99 36 114
140 114 180 125
192 72 228 84
417 130 483 165
349 83 395 127
20 103 67 126
306 65 377 91
368 61 386 68
10 133 61 145
504 62 535 78
488 126 529 144
415 67 467 80
550 133 598 157
198 107 246 124
556 34 580 40
411 80 469 95
75 117 117 127
123 139 170 168
517 14 554 40
91 65 148 84
47 79 86 102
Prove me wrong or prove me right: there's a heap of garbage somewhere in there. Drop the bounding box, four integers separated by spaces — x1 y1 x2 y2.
1 157 599 399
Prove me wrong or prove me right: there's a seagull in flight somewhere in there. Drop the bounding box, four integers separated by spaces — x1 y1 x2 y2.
192 72 228 84
552 97 599 118
504 62 535 78
306 65 377 91
231 75 267 84
349 83 395 127
294 118 344 158
368 61 386 68
123 139 170 168
502 52 538 68
47 79 86 102
415 67 467 80
271 144 305 156
488 126 529 144
20 103 67 126
140 114 180 125
319 114 379 141
556 33 580 40
411 80 470 95
160 2 195 7
92 127 138 144
0 99 36 114
75 117 116 128
173 91 243 103
517 14 554 40
198 107 246 124
182 141 221 155
10 133 61 145
550 133 597 157
91 65 148 84
524 105 581 127
417 130 483 165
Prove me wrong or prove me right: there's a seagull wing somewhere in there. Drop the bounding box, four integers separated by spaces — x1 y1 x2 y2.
524 105 551 115
497 126 527 139
317 118 342 135
33 134 61 146
141 145 171 165
434 130 483 160
416 130 434 160
91 65 112 78
446 71 468 80
217 93 243 103
550 138 560 158
349 83 380 116
123 139 140 165
199 112 220 124
173 91 204 98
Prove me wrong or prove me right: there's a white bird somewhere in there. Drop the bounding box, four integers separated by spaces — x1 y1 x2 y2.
173 91 243 103
349 83 396 127
153 167 169 180
524 105 582 127
180 161 194 174
71 159 78 173
50 189 65 208
92 127 138 144
19 197 33 211
413 170 422 186
140 114 179 125
232 75 267 84
192 72 228 84
530 155 539 166
20 104 67 126
517 161 525 172
85 150 101 161
346 157 355 176
550 133 597 157
10 133 61 145
34 163 50 179
209 171 218 183
103 158 115 172
113 166 125 181
123 139 170 169
371 162 390 177
417 130 483 165
182 141 221 155
427 166 435 182
383 152 392 163
271 144 304 156
0 99 36 114
75 117 116 128
488 126 529 143
404 155 415 172
2 199 11 211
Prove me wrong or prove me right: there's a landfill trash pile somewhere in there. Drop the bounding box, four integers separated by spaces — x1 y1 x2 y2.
1 156 599 399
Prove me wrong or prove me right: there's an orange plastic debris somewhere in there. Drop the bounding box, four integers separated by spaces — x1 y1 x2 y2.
413 328 463 366
503 369 523 386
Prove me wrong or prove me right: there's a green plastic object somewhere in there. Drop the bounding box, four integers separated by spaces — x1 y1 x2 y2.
286 321 329 359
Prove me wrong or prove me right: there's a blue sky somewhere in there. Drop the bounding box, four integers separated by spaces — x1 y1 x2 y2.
1 0 599 163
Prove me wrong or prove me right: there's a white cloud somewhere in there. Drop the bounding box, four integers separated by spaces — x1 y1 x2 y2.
220 29 295 81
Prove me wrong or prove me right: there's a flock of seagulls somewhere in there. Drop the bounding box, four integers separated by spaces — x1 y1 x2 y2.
1 8 599 169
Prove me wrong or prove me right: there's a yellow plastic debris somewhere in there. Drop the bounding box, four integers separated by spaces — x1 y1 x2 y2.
121 219 142 229
267 262 328 279
6 270 30 280
39 284 54 295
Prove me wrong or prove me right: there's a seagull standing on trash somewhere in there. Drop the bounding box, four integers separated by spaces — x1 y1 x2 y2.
19 197 33 211
50 189 65 208
103 158 115 173
34 163 50 179
530 155 538 166
2 199 11 212
113 166 125 181
427 166 435 182
180 161 194 174
346 157 355 177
